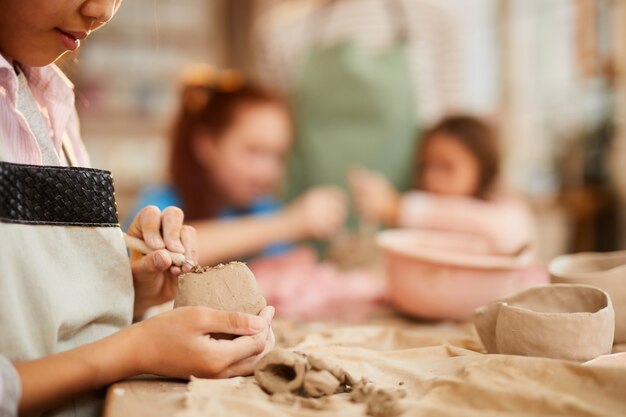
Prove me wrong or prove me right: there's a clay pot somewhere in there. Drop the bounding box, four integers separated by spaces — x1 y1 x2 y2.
474 284 615 362
377 229 548 321
174 262 267 314
549 250 626 343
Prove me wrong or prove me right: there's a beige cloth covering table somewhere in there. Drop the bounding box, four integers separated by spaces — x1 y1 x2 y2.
104 315 626 417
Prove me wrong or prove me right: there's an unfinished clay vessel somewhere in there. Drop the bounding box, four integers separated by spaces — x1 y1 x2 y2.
549 250 626 343
174 262 267 314
377 229 547 321
474 284 615 362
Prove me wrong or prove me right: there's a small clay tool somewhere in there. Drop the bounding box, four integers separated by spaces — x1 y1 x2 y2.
123 232 198 270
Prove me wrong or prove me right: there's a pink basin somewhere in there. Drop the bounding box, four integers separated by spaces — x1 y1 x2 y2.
377 229 548 321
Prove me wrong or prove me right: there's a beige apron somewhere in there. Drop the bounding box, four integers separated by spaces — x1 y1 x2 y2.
0 142 134 417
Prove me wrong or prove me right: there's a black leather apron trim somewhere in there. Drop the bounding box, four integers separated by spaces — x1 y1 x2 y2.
0 161 119 227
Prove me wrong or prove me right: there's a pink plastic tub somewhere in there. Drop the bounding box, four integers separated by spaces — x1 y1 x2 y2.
377 229 548 321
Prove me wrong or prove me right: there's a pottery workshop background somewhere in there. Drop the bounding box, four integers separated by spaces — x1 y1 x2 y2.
59 0 626 262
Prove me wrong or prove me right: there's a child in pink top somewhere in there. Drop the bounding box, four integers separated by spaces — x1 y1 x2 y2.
350 115 535 256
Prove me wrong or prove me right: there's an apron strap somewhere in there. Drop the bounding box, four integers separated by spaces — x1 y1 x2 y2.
61 133 78 168
306 0 410 45
15 70 63 166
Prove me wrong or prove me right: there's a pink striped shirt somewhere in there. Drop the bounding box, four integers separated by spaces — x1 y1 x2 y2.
0 55 90 167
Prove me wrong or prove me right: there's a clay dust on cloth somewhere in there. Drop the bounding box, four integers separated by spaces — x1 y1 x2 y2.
176 321 626 417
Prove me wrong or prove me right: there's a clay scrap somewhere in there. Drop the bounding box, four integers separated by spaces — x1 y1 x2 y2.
254 349 406 417
351 379 407 417
254 349 354 397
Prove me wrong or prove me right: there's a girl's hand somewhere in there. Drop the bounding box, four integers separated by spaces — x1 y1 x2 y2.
14 306 275 416
130 306 275 379
127 206 198 317
211 305 276 378
285 187 347 240
348 167 402 225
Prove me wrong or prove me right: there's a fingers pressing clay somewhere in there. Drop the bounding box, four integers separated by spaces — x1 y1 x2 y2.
161 206 186 253
205 310 267 335
180 225 197 264
134 205 165 249
258 306 276 324
130 249 173 274
214 335 267 371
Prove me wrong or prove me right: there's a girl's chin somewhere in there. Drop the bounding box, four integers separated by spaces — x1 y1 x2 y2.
17 48 67 67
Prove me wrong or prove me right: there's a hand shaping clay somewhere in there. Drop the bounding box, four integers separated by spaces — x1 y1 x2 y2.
474 284 615 362
174 262 267 339
550 250 626 343
174 262 267 314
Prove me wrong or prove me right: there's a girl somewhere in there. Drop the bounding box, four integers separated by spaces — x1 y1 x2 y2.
130 66 347 265
350 115 535 255
0 1 274 417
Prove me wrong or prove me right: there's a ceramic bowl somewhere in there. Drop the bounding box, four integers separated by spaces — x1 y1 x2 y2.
549 250 626 343
377 229 548 321
474 284 615 361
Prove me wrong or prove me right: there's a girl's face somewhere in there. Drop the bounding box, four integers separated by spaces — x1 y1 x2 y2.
419 132 481 197
0 0 122 66
194 104 292 207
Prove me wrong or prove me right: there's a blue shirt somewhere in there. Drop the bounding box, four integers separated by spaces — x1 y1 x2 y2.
126 185 292 258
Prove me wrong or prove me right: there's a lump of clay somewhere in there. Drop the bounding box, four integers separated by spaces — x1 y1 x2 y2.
549 250 626 343
254 350 308 395
174 262 267 315
350 379 406 417
473 284 615 362
254 349 353 398
308 355 355 387
303 370 340 397
256 350 405 416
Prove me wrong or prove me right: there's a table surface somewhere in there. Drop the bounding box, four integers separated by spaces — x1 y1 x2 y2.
101 313 442 417
103 378 187 417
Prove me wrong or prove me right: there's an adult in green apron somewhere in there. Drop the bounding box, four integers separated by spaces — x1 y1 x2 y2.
288 0 419 229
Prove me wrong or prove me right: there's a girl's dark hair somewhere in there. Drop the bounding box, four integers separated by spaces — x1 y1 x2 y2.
169 67 287 221
417 115 500 199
